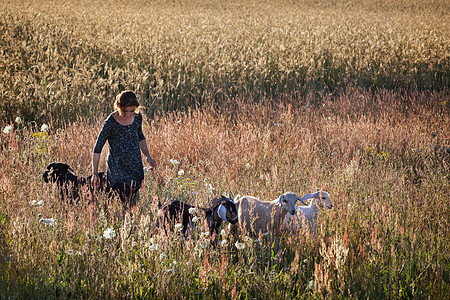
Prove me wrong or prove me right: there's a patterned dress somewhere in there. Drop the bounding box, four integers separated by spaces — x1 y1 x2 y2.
93 112 145 189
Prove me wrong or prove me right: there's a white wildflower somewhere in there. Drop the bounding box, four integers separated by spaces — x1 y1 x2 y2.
103 227 116 239
200 231 209 238
39 218 56 226
307 280 315 291
221 239 228 246
188 207 196 214
178 169 185 176
174 223 183 232
160 253 166 260
149 237 155 244
220 229 227 236
31 200 44 207
15 117 22 123
246 163 251 169
170 159 180 165
200 240 209 248
149 244 159 251
41 124 49 132
143 167 149 174
66 250 74 255
3 125 12 134
235 242 245 250
192 216 199 223
206 183 215 192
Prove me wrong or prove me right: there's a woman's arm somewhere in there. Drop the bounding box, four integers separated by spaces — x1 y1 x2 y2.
137 113 155 169
91 118 111 188
91 152 101 188
92 152 101 176
139 139 155 169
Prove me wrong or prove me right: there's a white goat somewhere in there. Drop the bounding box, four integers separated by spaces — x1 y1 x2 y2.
229 192 308 240
284 191 333 234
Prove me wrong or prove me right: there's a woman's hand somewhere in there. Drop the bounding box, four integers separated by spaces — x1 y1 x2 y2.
91 173 101 190
147 156 156 170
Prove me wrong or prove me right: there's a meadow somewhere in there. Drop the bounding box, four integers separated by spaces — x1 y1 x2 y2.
0 0 449 298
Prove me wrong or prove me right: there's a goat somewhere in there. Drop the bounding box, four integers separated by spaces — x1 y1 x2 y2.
229 192 308 245
43 162 108 202
155 194 238 239
284 191 333 234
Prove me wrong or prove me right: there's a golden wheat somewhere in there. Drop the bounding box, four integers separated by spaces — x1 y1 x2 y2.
0 0 448 124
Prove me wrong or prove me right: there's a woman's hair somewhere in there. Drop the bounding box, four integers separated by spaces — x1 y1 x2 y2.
114 90 140 116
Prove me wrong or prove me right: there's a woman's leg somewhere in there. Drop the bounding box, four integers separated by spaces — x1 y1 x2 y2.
112 182 140 208
112 182 140 237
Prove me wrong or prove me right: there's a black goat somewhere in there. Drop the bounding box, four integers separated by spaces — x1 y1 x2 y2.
155 194 238 238
43 162 108 202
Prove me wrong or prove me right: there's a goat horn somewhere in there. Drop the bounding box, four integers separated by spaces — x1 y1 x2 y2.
233 194 240 203
218 204 228 221
229 193 236 204
298 193 313 205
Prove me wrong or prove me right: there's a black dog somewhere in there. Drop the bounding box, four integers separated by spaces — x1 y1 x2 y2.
43 162 108 202
155 194 238 240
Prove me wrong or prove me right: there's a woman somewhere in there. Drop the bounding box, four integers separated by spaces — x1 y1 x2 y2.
91 90 155 207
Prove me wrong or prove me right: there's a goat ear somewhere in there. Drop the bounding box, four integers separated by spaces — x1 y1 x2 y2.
218 204 228 221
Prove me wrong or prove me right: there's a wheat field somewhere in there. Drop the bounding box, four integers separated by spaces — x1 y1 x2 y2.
1 0 449 125
1 0 449 298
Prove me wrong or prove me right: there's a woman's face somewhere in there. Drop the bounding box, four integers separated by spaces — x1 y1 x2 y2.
121 106 137 117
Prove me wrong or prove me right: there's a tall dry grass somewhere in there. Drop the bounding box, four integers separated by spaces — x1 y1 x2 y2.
0 0 448 125
1 89 449 298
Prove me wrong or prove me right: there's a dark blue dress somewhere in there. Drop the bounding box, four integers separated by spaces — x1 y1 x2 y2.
93 112 145 190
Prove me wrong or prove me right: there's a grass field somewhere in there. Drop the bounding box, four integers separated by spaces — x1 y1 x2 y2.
1 0 449 298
